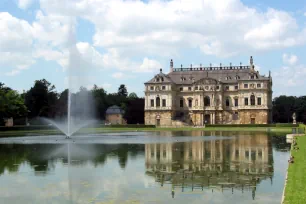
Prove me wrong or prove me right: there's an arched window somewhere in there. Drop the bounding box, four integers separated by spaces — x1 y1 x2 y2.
226 97 230 107
250 95 255 106
204 96 210 106
235 75 240 80
156 97 160 107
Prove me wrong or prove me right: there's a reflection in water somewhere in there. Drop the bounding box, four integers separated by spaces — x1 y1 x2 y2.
145 134 273 200
0 131 290 204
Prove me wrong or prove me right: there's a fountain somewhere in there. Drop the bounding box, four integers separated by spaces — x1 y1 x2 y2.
43 21 96 138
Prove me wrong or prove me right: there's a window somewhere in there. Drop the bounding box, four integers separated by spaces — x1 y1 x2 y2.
204 96 210 106
233 112 239 120
244 84 248 88
180 87 183 91
250 95 255 106
226 98 230 107
257 83 261 88
235 98 238 107
150 86 154 90
216 86 220 90
162 99 166 107
251 75 254 79
225 86 229 91
188 99 193 108
245 98 248 106
150 99 154 107
235 85 238 90
162 86 166 90
156 78 160 82
188 87 192 91
156 97 160 107
161 77 164 82
180 99 184 107
257 97 261 105
235 75 240 80
195 86 198 90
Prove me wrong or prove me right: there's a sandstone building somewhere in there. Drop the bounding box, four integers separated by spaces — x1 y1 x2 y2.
144 57 273 126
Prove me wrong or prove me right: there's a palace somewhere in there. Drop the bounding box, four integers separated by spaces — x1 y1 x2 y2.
144 57 273 126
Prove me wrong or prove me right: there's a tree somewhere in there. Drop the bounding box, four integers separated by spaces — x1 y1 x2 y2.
25 79 58 119
128 92 138 99
117 84 128 97
0 84 27 123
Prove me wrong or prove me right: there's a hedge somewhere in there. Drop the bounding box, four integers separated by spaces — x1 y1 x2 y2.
108 124 156 128
205 123 298 128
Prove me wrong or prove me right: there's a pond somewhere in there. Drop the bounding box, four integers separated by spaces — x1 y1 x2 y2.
0 131 290 204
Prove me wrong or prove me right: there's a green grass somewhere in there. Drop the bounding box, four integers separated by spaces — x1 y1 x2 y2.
284 135 306 204
0 126 293 137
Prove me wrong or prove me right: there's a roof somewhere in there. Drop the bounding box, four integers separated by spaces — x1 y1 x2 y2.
106 105 125 115
144 69 174 84
145 66 270 85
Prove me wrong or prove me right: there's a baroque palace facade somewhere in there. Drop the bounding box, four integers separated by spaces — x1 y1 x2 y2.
144 56 273 126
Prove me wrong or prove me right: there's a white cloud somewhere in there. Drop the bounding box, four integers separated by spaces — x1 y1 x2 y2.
102 83 111 89
112 72 124 79
18 0 34 9
273 59 306 96
282 53 298 65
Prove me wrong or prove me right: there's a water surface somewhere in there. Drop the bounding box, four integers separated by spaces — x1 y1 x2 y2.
0 131 290 204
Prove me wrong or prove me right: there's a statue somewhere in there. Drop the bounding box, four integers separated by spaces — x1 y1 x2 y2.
292 112 296 124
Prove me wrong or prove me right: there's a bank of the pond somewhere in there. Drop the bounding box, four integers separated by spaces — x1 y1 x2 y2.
0 126 293 137
283 126 306 204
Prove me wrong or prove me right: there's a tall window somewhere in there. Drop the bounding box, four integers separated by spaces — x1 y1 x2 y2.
225 86 229 91
257 83 261 88
163 99 166 107
250 95 255 106
180 99 184 107
162 86 166 90
245 98 248 106
226 98 230 107
180 87 183 91
235 85 238 90
188 99 193 108
235 98 238 107
156 97 160 107
257 97 262 105
188 87 192 91
151 99 154 107
204 96 210 106
244 84 248 88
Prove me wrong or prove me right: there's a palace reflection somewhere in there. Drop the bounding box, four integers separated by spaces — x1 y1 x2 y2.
145 132 273 200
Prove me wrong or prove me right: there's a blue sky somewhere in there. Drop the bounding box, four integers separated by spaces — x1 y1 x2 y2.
0 0 306 97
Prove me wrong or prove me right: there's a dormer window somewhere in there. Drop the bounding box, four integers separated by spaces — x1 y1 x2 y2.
156 78 160 82
161 77 164 82
181 77 186 81
235 75 240 80
226 76 232 80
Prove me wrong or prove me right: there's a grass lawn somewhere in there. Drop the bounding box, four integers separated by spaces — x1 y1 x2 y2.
0 126 293 137
283 133 306 204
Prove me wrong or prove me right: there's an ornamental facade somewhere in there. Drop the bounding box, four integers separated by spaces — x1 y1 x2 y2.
144 56 273 127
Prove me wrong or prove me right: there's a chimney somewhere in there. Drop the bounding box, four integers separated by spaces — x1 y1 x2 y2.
170 59 173 73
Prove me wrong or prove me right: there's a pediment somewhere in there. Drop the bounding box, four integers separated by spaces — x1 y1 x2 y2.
194 77 220 85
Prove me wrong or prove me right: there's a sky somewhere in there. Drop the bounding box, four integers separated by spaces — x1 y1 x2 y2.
0 0 306 97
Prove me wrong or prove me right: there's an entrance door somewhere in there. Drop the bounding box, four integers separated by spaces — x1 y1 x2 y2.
156 119 161 126
251 118 255 124
204 114 211 124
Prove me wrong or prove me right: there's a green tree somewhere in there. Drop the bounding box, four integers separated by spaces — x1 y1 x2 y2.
128 92 138 99
25 79 58 119
0 83 27 123
117 84 128 97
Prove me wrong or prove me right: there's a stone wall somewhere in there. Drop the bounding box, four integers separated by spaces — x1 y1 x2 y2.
239 110 268 124
145 111 173 126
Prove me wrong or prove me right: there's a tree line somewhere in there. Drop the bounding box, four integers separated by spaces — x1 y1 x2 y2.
1 79 306 125
0 79 144 125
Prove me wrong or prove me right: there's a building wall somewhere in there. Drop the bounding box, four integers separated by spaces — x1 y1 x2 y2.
106 114 125 124
145 111 173 126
